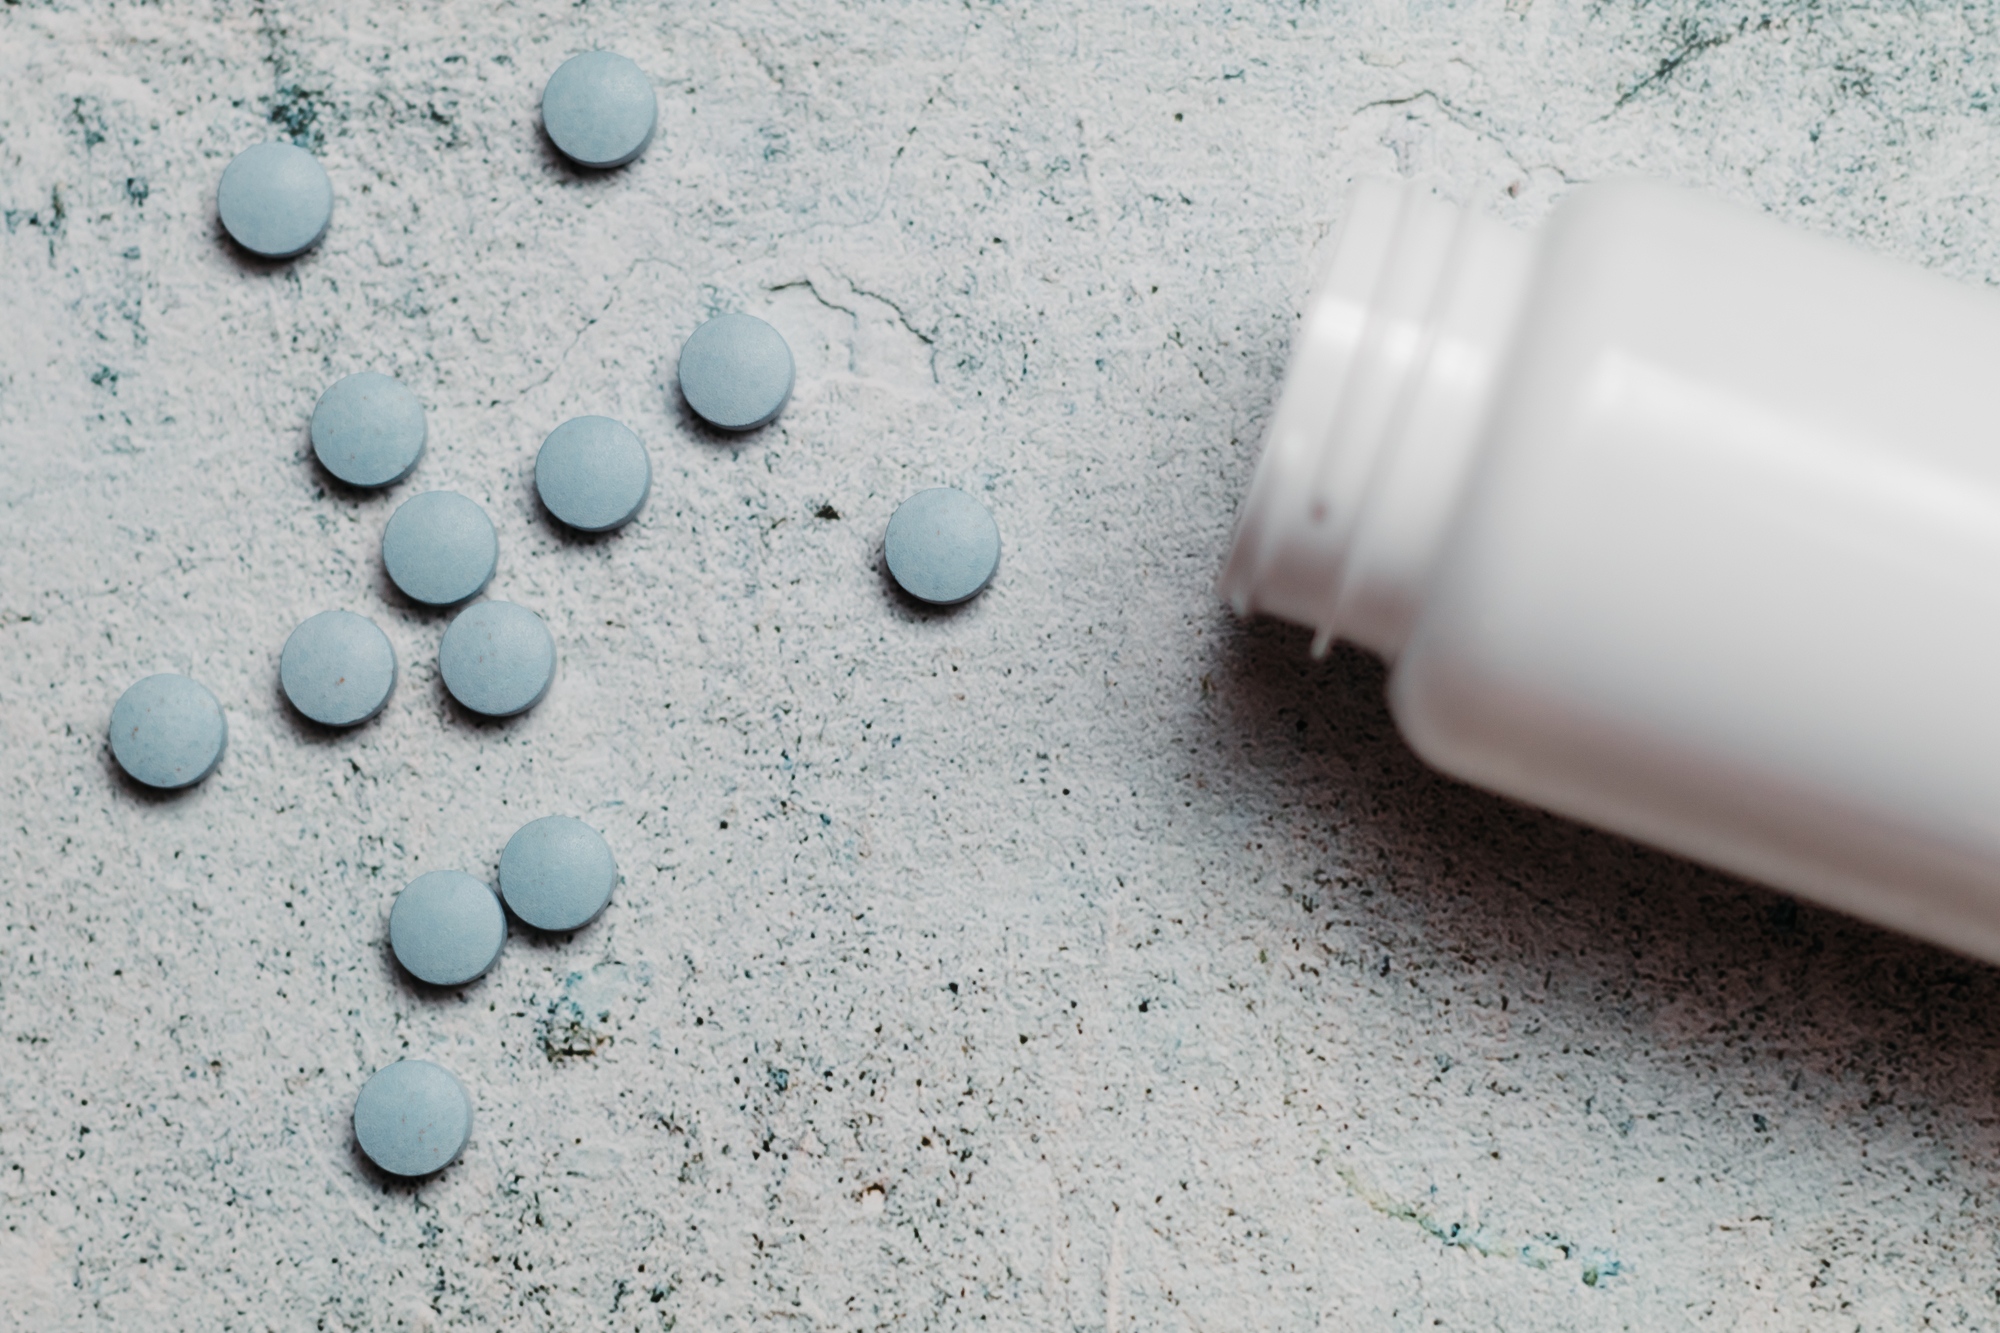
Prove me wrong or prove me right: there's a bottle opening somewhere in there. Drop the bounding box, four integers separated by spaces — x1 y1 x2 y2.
1218 179 1532 660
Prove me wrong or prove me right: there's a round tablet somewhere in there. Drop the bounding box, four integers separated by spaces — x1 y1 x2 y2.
884 487 1002 605
109 673 227 790
438 601 555 717
541 51 658 169
382 491 498 606
535 416 651 532
280 610 397 727
677 314 795 432
390 871 506 986
499 816 617 932
352 1060 473 1178
310 372 426 489
216 142 333 259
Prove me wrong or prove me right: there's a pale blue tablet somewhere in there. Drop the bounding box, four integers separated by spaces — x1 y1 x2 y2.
390 871 506 986
217 142 332 259
438 601 555 717
535 416 651 532
499 815 617 932
280 610 397 726
382 491 498 605
353 1060 472 1177
311 373 426 489
677 314 794 431
884 487 1001 605
542 52 658 169
110 674 226 789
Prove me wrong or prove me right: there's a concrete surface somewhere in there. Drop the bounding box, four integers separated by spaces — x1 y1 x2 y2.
7 1 2000 1328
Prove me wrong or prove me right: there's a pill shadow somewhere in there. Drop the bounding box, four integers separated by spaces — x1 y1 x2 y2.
875 551 995 620
1199 614 2000 1122
270 673 390 744
291 427 405 508
666 388 782 449
371 563 461 623
531 494 633 550
347 1135 453 1195
504 918 592 952
532 122 649 185
433 673 548 733
309 467 403 508
101 742 203 805
212 215 311 275
381 936 503 1004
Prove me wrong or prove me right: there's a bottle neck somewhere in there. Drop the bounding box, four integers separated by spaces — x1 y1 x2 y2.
1218 179 1534 661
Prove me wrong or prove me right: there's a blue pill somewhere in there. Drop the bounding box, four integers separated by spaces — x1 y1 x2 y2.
438 601 555 717
353 1059 473 1178
499 815 617 932
390 871 506 987
109 673 227 789
382 491 498 606
280 610 397 727
311 372 426 489
535 416 651 532
541 51 658 169
216 142 333 259
883 487 1001 605
677 314 795 432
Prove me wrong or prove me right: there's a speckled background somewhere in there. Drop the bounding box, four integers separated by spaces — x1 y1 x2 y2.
8 1 2000 1328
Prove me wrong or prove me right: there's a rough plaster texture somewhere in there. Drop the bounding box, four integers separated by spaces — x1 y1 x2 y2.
8 1 2000 1328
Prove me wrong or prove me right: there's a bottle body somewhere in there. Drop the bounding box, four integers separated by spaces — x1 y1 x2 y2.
1223 178 2000 963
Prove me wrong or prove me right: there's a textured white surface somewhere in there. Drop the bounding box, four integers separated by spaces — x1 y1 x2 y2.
8 1 2000 1328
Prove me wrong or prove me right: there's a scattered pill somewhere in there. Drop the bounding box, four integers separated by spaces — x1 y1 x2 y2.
438 601 555 717
499 815 617 932
677 314 795 432
382 491 498 606
541 51 658 169
884 487 1001 605
352 1059 473 1178
390 871 507 987
311 372 427 489
535 416 651 532
109 674 227 789
280 610 397 727
216 142 333 259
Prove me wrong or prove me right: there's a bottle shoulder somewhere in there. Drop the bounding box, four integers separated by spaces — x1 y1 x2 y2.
1486 180 2000 494
1397 181 2000 891
1521 181 2000 366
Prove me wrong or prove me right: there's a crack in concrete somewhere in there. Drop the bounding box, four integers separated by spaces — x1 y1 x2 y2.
516 256 675 397
1353 89 1581 188
768 275 939 384
1603 14 1769 118
1329 1156 1624 1286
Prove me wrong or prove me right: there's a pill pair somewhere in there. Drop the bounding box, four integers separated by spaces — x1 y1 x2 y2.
280 602 555 724
309 372 655 531
391 815 616 986
376 428 645 604
217 52 656 262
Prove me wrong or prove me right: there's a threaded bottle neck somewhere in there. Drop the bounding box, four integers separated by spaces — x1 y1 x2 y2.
1218 180 1534 660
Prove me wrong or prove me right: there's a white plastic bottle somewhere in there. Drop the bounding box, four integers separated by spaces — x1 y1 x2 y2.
1221 177 2000 964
